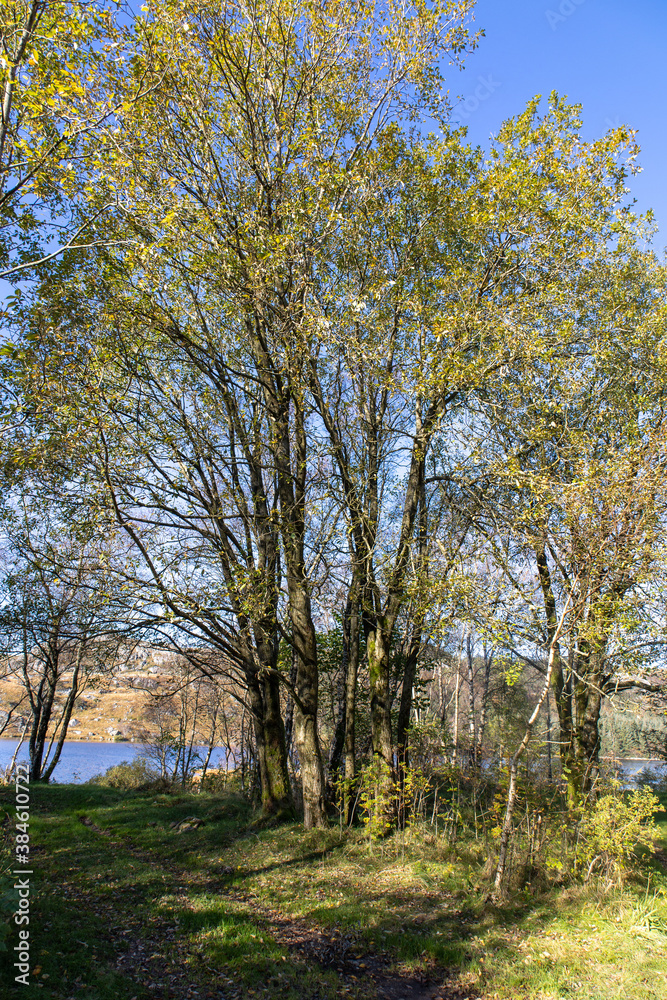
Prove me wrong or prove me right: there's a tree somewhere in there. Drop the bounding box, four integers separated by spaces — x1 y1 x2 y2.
303 129 483 809
38 0 479 827
136 658 229 785
463 97 667 806
0 486 141 780
9 3 666 842
92 342 295 814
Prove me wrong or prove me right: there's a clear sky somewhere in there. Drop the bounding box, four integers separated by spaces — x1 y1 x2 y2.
449 0 667 249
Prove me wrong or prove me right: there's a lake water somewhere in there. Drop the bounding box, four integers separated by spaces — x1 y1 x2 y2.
613 758 667 786
0 739 230 783
1 738 664 787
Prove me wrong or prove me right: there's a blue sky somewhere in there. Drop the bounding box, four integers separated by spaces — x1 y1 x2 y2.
449 0 667 249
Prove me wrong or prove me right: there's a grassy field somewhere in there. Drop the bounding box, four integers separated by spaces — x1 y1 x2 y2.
0 783 666 999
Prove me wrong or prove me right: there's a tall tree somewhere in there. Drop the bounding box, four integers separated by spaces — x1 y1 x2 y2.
463 97 667 805
47 0 479 826
92 337 296 815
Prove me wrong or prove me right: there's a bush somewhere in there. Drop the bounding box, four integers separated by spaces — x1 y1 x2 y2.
193 770 228 793
358 758 397 842
577 784 659 886
87 756 160 790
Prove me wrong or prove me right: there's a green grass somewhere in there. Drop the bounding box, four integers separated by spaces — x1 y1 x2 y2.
0 784 665 999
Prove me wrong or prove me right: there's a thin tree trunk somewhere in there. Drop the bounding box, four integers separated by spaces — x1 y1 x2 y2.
29 664 58 782
41 648 84 783
7 719 29 780
452 664 460 765
494 600 571 899
200 700 219 778
438 661 445 722
476 645 493 761
327 601 350 781
466 632 477 766
343 589 360 822
181 677 202 784
546 689 553 782
397 621 421 769
284 647 298 756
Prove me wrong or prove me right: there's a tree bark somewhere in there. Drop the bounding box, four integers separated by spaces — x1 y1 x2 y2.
397 620 421 769
452 663 460 765
343 590 360 822
466 632 477 767
368 627 396 818
246 668 292 814
26 644 59 783
41 647 84 783
327 603 349 782
476 643 493 761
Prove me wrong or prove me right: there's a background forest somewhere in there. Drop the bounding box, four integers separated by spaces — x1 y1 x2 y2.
1 0 667 904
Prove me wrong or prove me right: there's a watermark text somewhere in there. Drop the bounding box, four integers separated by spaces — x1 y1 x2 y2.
13 763 31 985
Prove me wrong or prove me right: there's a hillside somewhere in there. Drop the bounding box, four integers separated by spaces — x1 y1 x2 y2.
0 647 184 743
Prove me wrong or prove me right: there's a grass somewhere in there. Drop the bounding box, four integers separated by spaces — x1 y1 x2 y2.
0 783 666 999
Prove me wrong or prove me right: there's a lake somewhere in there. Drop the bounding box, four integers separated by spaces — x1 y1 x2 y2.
613 758 667 785
0 739 231 783
1 739 665 787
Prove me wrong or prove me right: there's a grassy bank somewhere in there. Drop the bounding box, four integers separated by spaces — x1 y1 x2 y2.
1 784 666 999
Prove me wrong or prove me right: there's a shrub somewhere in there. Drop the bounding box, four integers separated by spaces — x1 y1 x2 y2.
189 767 228 793
577 784 659 886
358 757 397 843
87 756 160 790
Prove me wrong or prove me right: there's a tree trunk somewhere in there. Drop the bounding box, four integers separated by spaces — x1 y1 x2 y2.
397 620 421 769
271 392 328 828
289 590 327 827
494 638 561 900
343 591 360 822
327 602 350 782
452 663 460 765
562 647 604 806
261 671 293 813
476 644 493 761
200 699 219 779
42 649 84 783
546 689 553 782
368 628 395 823
284 648 298 757
466 633 477 767
247 666 292 815
28 656 58 782
397 473 427 773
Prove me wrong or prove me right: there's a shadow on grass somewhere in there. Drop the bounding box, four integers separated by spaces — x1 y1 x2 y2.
5 782 666 1000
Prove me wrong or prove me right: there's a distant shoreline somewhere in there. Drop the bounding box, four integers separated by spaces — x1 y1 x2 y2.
617 757 665 763
0 735 139 744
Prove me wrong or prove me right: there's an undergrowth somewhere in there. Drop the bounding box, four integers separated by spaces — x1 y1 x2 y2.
0 780 664 999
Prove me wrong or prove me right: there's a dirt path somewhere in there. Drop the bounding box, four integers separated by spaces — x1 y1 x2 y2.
76 815 483 1000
